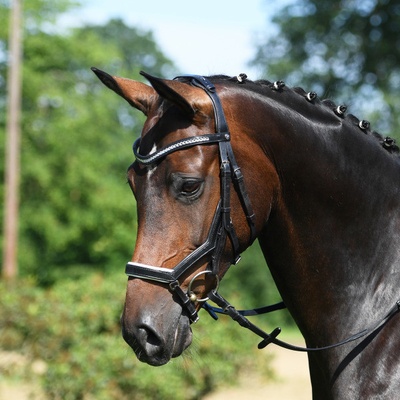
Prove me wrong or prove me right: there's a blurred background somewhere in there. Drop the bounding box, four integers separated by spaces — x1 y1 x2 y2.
1 0 400 398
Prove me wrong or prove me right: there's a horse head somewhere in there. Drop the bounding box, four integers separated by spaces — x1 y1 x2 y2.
92 68 278 365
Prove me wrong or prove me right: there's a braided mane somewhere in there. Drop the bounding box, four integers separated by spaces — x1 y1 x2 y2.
206 74 399 157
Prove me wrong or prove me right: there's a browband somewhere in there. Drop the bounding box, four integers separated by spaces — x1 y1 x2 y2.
133 133 229 165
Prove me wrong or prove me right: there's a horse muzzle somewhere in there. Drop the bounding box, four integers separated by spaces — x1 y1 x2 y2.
121 287 193 366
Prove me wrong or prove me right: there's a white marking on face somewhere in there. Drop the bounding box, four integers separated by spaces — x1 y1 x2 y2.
146 144 158 177
149 143 157 155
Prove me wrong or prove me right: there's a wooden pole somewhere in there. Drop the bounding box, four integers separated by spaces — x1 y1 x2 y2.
2 0 23 280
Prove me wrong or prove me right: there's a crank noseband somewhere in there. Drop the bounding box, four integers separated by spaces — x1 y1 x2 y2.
125 74 256 323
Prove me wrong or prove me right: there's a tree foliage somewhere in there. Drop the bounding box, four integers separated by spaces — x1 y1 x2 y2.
0 1 177 284
253 0 400 136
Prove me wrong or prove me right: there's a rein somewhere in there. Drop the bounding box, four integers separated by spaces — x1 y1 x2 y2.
205 290 400 352
125 73 400 353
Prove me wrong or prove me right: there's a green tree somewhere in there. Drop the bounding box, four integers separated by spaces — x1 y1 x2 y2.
252 0 400 136
0 0 176 283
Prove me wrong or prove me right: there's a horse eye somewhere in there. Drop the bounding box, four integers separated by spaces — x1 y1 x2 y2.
181 180 201 196
170 174 204 200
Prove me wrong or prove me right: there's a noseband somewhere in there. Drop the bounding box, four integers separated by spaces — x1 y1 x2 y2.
125 75 256 323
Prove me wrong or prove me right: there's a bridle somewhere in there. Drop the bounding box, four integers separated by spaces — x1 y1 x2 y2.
124 73 400 352
125 74 256 324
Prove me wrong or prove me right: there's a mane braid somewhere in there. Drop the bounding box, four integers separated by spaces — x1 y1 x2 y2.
205 75 400 157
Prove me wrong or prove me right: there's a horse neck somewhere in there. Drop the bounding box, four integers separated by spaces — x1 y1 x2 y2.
242 93 400 339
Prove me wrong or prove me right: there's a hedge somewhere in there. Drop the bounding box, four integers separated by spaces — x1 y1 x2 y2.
0 272 273 399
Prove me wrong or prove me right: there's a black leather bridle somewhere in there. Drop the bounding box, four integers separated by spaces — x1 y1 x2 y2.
124 73 400 352
125 74 256 324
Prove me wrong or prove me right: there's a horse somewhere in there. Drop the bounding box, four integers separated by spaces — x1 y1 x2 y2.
92 67 400 399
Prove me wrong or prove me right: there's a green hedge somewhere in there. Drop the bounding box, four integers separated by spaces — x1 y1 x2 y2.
0 272 273 399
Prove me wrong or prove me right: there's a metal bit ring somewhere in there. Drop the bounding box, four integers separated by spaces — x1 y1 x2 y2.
187 270 220 303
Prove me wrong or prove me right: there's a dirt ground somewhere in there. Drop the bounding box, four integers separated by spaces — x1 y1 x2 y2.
0 343 312 400
204 342 312 400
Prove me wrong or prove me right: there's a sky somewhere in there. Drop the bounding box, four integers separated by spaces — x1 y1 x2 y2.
63 0 291 79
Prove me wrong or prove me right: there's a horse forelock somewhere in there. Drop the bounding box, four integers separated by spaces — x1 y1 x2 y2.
137 97 182 156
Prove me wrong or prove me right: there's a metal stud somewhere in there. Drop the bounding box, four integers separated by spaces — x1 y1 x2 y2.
272 80 285 90
358 120 370 130
306 92 317 101
335 105 347 116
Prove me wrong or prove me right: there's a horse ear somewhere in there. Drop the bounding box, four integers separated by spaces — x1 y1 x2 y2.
140 71 209 119
91 67 156 115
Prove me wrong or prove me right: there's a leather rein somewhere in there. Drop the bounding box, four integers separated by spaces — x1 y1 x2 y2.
125 74 400 352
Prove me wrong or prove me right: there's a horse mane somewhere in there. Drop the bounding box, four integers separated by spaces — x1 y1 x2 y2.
206 74 400 157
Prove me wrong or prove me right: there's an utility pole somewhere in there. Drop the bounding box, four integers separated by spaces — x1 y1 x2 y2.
2 0 23 280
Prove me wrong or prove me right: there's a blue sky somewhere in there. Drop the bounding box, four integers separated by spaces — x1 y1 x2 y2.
64 0 291 78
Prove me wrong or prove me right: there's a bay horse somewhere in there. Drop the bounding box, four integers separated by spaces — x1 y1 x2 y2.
92 67 400 399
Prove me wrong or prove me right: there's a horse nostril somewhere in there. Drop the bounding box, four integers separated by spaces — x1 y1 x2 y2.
138 324 163 348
